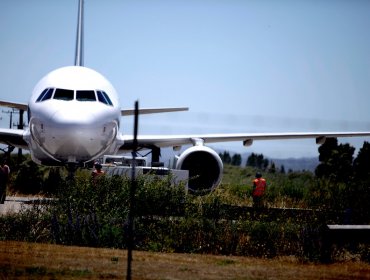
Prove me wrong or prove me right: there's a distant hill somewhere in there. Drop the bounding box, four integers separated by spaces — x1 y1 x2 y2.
149 147 319 173
268 157 319 172
238 152 319 172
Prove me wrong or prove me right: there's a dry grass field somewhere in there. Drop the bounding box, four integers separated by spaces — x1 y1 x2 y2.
0 241 369 279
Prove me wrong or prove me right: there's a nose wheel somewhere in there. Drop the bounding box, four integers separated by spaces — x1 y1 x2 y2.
66 163 78 180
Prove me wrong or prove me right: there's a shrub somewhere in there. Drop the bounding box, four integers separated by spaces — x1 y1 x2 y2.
1 166 368 263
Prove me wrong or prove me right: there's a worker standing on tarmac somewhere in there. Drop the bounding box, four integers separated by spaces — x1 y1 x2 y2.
0 159 10 204
252 172 267 208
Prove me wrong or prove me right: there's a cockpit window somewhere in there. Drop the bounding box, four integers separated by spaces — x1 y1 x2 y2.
53 88 74 101
76 90 96 101
36 88 112 104
97 90 113 106
36 88 54 102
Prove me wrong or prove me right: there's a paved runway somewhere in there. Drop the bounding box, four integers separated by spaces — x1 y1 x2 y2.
0 196 51 215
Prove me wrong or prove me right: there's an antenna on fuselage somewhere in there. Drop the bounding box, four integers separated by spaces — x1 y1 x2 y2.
74 0 84 66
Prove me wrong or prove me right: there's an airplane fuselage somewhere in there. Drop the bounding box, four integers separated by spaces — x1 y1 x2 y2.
1 0 370 193
24 66 123 165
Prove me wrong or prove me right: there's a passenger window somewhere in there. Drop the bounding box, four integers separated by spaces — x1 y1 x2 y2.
76 90 96 101
36 88 54 102
97 90 113 106
53 88 74 101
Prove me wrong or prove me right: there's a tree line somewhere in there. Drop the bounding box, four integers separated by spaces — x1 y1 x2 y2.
219 151 282 173
221 140 370 223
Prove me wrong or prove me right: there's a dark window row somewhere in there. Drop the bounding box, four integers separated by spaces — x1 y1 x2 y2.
35 88 113 106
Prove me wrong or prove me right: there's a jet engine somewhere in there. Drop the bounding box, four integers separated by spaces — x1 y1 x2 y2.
176 145 223 194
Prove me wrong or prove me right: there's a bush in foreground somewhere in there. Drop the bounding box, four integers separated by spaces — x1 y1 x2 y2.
0 172 369 263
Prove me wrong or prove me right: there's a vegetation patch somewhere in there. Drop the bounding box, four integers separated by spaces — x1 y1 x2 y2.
0 264 92 279
0 140 369 263
216 259 236 266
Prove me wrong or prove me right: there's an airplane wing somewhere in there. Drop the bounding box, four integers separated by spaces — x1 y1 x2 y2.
118 131 370 151
121 107 188 116
117 130 370 192
0 101 28 111
0 102 188 116
0 128 28 149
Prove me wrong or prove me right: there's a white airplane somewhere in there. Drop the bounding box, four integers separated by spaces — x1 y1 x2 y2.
1 0 370 192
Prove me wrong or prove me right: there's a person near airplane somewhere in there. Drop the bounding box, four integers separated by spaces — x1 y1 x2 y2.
1 0 370 194
252 172 267 208
0 159 10 204
91 162 105 184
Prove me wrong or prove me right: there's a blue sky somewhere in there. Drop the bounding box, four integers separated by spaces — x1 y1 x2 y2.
1 0 370 158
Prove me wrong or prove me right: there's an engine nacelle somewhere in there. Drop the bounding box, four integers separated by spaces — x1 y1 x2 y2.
176 145 223 194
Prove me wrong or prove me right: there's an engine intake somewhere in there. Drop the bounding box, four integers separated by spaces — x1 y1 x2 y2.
176 145 223 194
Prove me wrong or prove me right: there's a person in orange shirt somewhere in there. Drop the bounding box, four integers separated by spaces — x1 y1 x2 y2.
252 172 267 208
91 162 105 184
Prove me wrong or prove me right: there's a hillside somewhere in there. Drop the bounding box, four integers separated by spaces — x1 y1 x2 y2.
235 152 319 172
135 147 320 172
269 157 319 172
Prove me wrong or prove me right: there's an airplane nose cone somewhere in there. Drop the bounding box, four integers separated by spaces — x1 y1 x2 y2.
51 110 95 126
29 102 119 163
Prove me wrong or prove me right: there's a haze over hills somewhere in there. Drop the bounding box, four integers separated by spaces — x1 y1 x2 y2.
263 157 319 172
236 152 319 172
138 147 320 172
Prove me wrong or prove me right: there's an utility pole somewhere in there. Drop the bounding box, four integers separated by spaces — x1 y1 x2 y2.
126 101 139 280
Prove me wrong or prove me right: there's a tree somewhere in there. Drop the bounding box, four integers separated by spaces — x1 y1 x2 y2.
219 151 242 166
315 138 354 183
351 142 370 222
353 141 370 180
219 151 231 164
280 165 286 174
246 153 268 169
268 161 276 173
231 154 242 166
13 158 45 194
246 153 257 167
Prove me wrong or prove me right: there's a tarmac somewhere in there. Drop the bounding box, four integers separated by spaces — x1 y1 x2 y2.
0 196 52 215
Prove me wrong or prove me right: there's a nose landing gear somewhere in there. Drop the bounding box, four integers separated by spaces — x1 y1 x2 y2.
66 163 78 180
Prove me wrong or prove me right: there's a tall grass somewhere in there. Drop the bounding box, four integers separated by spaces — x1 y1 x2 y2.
0 165 369 262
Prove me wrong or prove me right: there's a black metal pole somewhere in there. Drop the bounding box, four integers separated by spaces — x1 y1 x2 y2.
126 101 139 280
